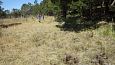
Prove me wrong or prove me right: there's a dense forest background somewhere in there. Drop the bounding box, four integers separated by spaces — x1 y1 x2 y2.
0 0 115 23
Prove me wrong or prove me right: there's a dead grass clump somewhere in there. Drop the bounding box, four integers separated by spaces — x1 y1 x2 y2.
91 53 109 65
63 54 79 65
31 33 48 47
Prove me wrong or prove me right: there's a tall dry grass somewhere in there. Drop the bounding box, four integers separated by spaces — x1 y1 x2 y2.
0 17 115 65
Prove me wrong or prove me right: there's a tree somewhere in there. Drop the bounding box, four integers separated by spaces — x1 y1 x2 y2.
32 0 57 16
11 8 21 18
4 10 10 18
51 0 115 23
39 0 54 15
0 1 5 18
4 10 10 14
21 3 32 17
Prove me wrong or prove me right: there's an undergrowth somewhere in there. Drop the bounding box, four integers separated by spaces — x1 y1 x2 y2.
97 24 115 39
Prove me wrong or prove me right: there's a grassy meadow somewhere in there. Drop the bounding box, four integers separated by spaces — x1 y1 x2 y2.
0 16 115 65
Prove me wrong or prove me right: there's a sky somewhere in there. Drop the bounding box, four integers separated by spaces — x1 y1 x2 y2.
1 0 43 10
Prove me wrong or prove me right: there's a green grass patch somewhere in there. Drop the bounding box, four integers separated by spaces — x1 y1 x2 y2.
97 24 115 38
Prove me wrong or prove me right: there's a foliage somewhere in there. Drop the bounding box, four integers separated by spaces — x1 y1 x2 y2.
21 3 32 17
11 8 21 18
51 0 115 22
0 1 5 18
20 0 59 16
0 0 115 22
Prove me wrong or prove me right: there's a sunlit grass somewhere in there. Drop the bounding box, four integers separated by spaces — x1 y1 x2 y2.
0 17 115 65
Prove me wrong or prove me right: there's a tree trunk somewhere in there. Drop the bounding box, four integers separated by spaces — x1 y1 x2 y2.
60 0 67 19
104 0 109 21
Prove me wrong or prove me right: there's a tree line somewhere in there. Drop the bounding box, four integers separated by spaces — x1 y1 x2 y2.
51 0 115 22
0 1 21 18
0 0 58 18
0 0 115 22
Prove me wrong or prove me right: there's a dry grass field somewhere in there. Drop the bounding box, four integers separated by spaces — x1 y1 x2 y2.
0 16 115 65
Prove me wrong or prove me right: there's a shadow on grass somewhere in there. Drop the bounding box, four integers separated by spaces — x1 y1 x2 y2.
56 17 101 32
